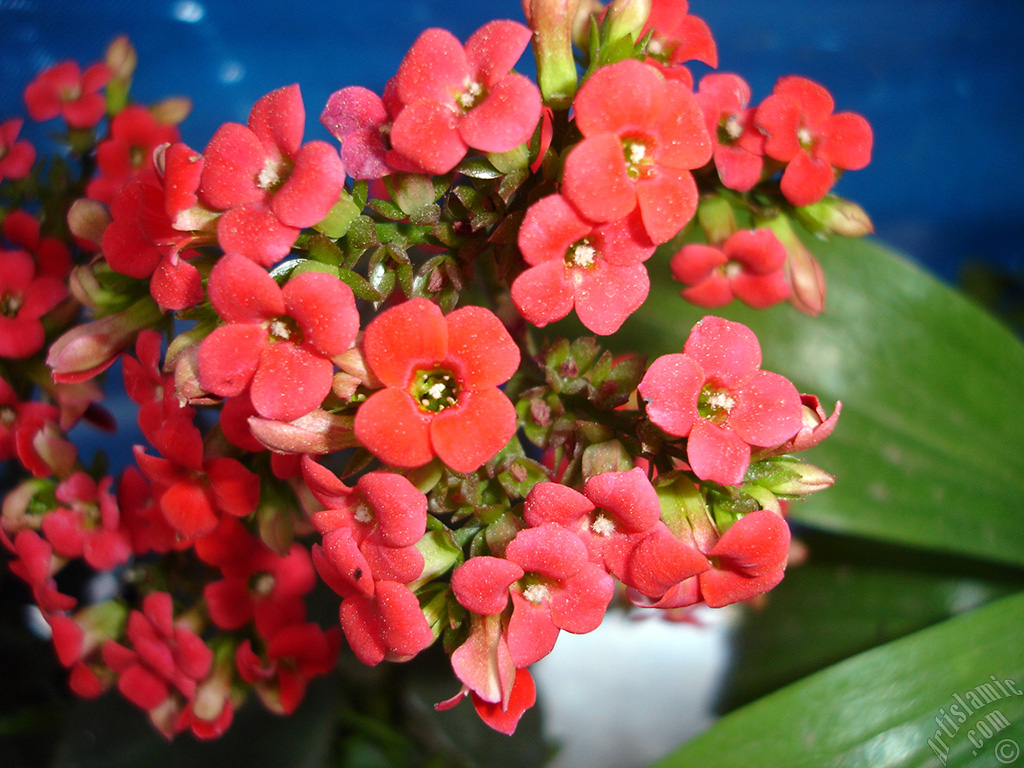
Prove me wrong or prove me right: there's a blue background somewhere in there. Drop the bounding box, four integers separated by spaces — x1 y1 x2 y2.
2 0 1023 283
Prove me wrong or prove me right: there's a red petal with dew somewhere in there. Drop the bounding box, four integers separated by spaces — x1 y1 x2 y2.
510 260 574 328
354 388 434 468
445 305 519 388
283 272 358 359
250 342 333 421
361 297 447 388
201 123 266 210
683 316 761 389
459 73 541 154
637 353 702 437
686 418 751 486
273 141 346 228
247 84 305 160
562 133 636 224
431 388 516 473
197 323 265 397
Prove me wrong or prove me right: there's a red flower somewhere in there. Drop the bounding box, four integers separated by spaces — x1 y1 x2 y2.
755 76 873 206
3 209 72 281
354 298 520 473
40 472 132 571
197 253 360 421
101 165 206 311
670 228 790 309
0 247 68 359
561 59 711 244
303 457 427 595
389 20 542 174
0 118 36 182
86 105 180 205
640 0 718 87
523 468 664 585
23 60 112 129
694 73 765 192
101 592 213 738
637 316 803 485
236 622 341 715
200 84 346 266
511 194 654 335
320 83 424 179
451 523 614 667
133 408 261 539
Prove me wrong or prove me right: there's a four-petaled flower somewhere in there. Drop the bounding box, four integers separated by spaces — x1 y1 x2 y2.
638 316 804 485
197 253 360 422
511 194 655 335
561 59 712 244
389 20 542 174
200 84 346 266
755 76 873 206
354 297 520 473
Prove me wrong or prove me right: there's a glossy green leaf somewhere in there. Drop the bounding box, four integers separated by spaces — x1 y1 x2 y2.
655 590 1024 768
618 234 1024 566
719 531 1024 711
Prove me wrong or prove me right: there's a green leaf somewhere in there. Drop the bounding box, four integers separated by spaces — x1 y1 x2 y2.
656 590 1024 768
619 235 1024 566
720 530 1024 711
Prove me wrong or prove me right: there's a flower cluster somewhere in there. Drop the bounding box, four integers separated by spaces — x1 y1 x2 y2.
1 0 866 740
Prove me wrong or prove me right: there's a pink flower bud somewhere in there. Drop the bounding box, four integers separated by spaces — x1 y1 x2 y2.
47 297 162 384
248 409 358 455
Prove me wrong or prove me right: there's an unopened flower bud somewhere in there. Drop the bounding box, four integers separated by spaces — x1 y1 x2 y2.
747 456 835 496
149 96 192 126
696 193 737 246
67 199 111 252
47 297 162 384
524 0 582 108
796 195 874 238
604 0 651 45
760 213 826 316
248 409 358 454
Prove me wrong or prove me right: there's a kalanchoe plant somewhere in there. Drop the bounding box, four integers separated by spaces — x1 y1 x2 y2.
1 0 874 742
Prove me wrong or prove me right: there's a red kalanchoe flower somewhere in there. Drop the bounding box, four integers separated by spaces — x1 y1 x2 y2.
694 73 765 192
389 20 542 174
23 60 112 128
199 517 316 637
3 209 72 281
0 118 36 182
451 523 614 667
697 509 791 607
197 253 359 421
101 591 213 738
638 316 804 485
200 84 346 266
670 228 790 309
354 297 520 473
511 194 655 335
640 0 718 87
40 472 132 571
132 406 261 539
320 83 424 179
86 105 180 205
101 166 207 311
523 467 680 590
755 76 873 206
561 59 711 244
236 621 341 715
303 457 427 593
0 247 68 359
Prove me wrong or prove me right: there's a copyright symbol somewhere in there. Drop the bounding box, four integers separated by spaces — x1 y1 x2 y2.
996 738 1020 764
